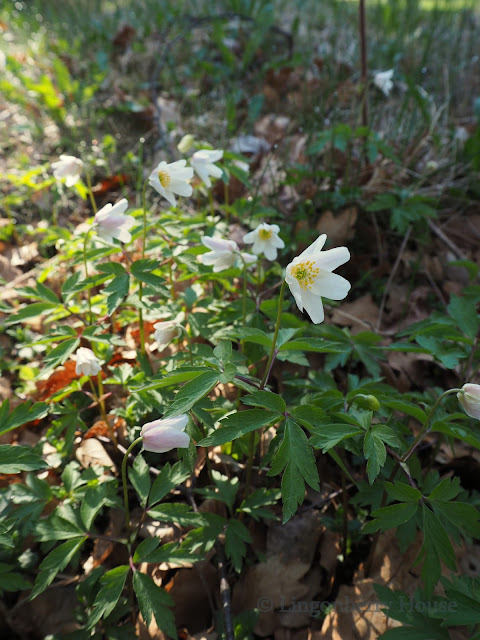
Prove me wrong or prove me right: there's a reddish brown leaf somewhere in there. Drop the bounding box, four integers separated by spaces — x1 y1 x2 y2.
91 174 130 196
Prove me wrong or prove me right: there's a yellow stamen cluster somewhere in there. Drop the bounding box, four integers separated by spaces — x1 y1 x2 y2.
259 228 273 240
290 260 319 290
158 170 171 187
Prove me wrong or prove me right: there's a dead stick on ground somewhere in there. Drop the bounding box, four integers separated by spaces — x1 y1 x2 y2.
216 541 235 640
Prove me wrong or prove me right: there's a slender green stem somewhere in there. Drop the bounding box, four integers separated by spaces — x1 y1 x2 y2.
244 278 287 501
138 282 146 356
401 388 462 462
208 189 215 222
241 258 248 326
83 229 92 323
85 170 97 214
260 278 286 389
141 178 149 258
168 260 176 301
122 437 144 539
180 325 194 365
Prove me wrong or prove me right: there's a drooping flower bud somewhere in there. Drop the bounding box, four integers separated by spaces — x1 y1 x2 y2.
140 415 190 453
74 347 102 377
458 384 480 420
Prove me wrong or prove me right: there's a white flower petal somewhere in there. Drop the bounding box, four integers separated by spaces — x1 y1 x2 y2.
297 234 327 260
312 271 351 300
315 247 351 272
301 289 325 324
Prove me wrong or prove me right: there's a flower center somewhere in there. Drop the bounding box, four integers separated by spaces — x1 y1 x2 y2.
291 260 320 290
259 228 272 240
158 170 171 187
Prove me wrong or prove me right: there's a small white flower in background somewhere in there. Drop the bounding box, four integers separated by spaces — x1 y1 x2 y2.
94 198 135 244
243 223 285 261
285 234 351 324
458 384 480 420
74 347 102 377
148 159 194 207
198 236 256 272
0 50 6 72
141 414 190 453
153 320 182 350
177 134 195 153
51 154 84 187
190 149 224 188
233 159 250 175
373 69 394 96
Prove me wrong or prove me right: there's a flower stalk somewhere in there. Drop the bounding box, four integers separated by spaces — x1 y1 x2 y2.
121 437 144 540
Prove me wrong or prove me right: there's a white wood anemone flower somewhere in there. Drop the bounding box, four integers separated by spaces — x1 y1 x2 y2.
458 384 480 420
141 414 190 453
51 155 84 187
148 159 193 206
153 320 182 350
198 236 256 272
190 149 223 188
243 223 285 261
285 234 351 324
73 347 102 377
373 69 394 96
94 199 135 243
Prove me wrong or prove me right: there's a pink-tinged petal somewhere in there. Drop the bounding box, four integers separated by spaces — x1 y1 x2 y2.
315 246 350 272
142 426 190 453
311 271 351 300
108 198 129 215
301 289 325 324
160 415 189 431
297 234 327 260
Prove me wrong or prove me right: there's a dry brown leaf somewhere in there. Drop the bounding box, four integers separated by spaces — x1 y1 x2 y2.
316 207 358 248
331 293 378 334
75 438 116 470
232 512 323 636
0 254 22 283
167 561 218 634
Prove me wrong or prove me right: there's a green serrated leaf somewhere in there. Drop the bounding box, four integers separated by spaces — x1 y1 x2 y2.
0 445 47 473
148 461 191 507
31 537 86 600
242 390 286 413
87 565 130 629
364 430 386 484
133 572 177 638
128 454 151 508
268 419 319 523
198 409 280 447
164 372 219 417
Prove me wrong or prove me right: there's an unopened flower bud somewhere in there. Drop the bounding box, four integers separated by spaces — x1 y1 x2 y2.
177 134 195 154
458 384 480 420
141 415 190 453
